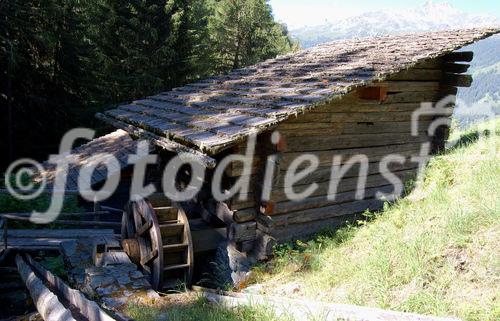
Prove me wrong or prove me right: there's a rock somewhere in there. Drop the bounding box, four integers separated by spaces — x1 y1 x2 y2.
85 266 105 277
146 290 160 299
116 275 132 286
208 242 255 288
89 275 115 289
242 284 263 294
231 271 252 288
131 279 148 289
279 282 302 295
129 270 143 280
60 240 78 257
102 296 127 309
96 285 118 296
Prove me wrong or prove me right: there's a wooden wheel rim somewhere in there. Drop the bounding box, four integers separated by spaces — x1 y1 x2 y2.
176 207 193 286
122 199 164 290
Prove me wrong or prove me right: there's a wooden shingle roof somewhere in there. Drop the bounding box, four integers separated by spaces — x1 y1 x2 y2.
97 28 500 157
34 130 144 191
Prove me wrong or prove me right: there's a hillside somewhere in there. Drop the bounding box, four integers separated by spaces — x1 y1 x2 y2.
456 35 500 126
248 119 500 321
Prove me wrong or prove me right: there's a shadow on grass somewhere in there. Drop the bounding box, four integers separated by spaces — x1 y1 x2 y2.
444 129 492 154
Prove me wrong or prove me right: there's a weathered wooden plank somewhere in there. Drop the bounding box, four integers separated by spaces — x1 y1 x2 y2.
274 161 417 187
16 255 77 321
194 285 461 321
304 103 422 113
281 144 424 168
7 229 115 238
259 213 358 241
287 110 435 123
378 81 441 92
341 121 433 135
258 198 384 227
444 73 473 87
1 214 121 228
382 91 444 104
284 132 429 152
268 169 417 202
270 185 394 215
96 113 217 168
386 69 443 81
443 63 470 73
22 254 116 321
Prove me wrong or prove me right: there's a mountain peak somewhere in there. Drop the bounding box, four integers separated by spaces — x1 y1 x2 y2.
423 0 453 10
291 1 498 48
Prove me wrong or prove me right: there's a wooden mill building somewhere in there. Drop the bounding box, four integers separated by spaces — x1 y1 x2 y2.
35 28 499 290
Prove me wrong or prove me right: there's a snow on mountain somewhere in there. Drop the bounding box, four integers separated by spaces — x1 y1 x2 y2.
289 1 500 127
292 1 499 48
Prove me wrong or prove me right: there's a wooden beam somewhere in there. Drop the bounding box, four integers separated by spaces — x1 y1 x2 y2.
444 73 473 87
444 63 470 73
444 51 474 62
259 199 384 228
228 221 256 242
17 254 116 321
0 213 121 227
7 229 114 238
16 255 76 321
192 286 460 321
96 113 217 169
233 208 256 223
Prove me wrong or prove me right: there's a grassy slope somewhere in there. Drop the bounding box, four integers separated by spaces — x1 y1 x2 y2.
126 295 290 321
250 119 500 321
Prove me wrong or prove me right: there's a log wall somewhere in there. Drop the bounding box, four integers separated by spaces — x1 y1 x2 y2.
224 54 473 244
219 54 473 251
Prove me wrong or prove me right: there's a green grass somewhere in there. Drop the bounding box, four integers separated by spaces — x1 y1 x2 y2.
250 118 500 321
126 296 291 321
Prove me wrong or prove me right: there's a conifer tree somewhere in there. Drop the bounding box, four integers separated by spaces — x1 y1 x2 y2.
208 0 296 72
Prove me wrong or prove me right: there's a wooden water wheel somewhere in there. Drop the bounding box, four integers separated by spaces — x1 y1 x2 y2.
121 193 193 291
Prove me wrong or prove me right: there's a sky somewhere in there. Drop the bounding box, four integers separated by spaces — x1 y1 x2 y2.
269 0 500 28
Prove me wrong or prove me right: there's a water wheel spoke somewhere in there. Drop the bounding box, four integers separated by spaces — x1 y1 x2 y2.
135 221 152 237
122 196 193 291
141 248 158 265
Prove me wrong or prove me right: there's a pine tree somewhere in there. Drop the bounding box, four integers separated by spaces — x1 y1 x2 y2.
92 0 206 102
208 0 296 72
